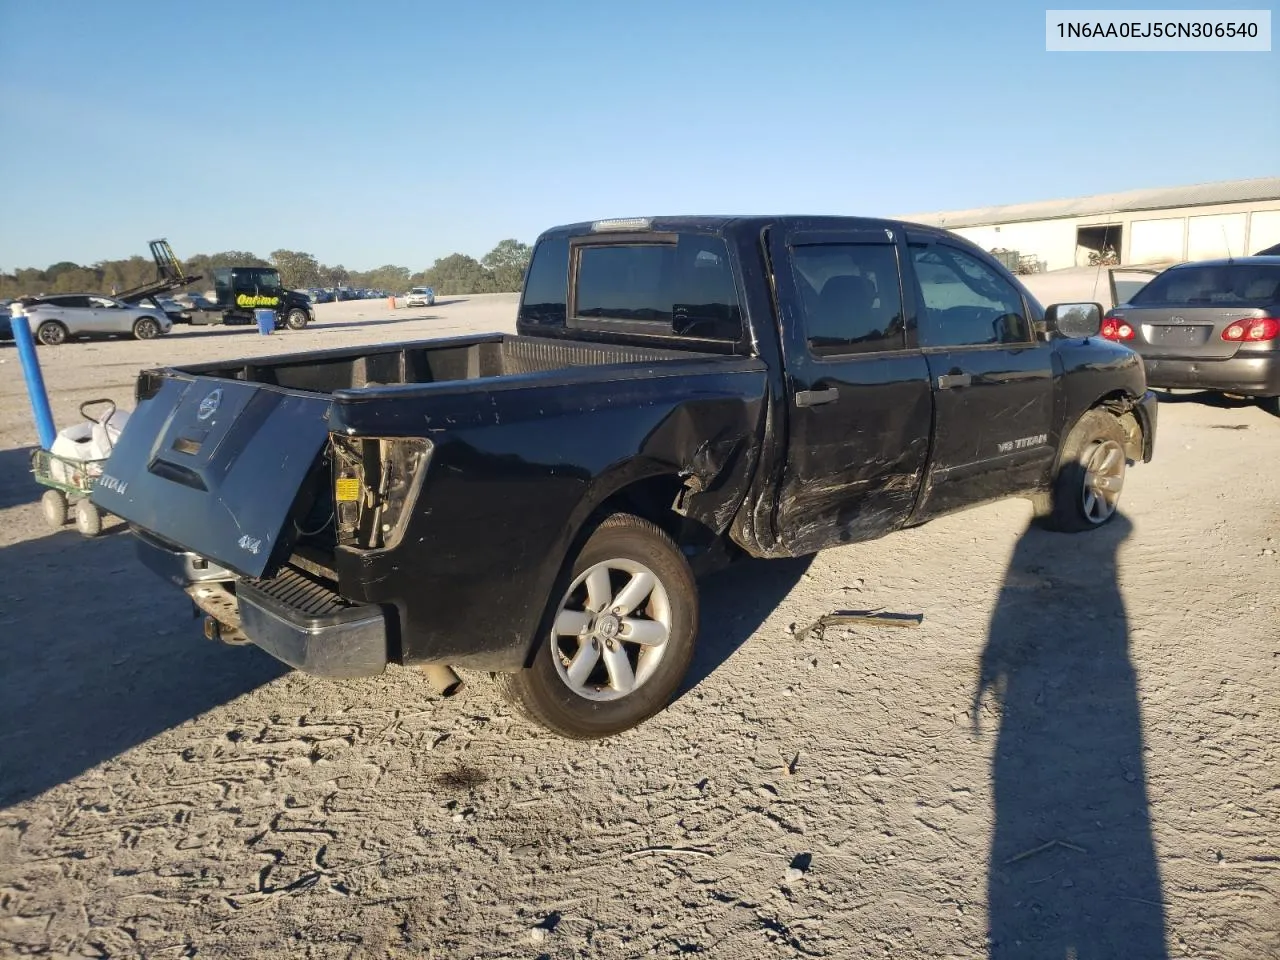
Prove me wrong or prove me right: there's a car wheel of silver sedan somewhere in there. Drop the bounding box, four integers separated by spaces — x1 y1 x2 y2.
36 321 67 345
494 512 698 739
132 317 160 340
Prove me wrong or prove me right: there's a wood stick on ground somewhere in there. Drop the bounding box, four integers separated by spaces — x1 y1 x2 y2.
1005 839 1088 865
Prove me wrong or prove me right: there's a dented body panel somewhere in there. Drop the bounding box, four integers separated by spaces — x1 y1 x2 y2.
100 215 1158 677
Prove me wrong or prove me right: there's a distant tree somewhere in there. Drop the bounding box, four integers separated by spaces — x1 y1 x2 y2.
423 253 494 295
348 264 411 292
0 241 532 299
270 249 322 289
481 239 532 292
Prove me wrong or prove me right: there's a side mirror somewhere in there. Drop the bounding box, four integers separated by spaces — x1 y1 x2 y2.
1044 302 1103 339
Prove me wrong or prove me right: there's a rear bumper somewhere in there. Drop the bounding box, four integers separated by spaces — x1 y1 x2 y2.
134 532 389 678
237 571 388 678
1142 353 1280 397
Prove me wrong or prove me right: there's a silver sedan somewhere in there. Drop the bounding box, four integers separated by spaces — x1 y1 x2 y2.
23 294 174 344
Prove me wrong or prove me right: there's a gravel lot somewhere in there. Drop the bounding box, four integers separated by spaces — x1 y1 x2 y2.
1 294 1277 959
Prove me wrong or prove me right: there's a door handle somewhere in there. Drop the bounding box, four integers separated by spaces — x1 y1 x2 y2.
795 387 839 408
936 373 972 390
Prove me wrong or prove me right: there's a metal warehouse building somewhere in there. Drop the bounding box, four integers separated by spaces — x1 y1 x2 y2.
900 177 1280 271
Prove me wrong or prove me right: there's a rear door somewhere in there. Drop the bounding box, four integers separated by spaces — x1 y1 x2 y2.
767 225 933 555
907 235 1057 519
91 376 332 578
1114 262 1280 360
38 296 91 333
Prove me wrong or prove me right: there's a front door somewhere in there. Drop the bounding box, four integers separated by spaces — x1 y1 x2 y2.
86 296 124 335
906 235 1057 520
768 225 933 555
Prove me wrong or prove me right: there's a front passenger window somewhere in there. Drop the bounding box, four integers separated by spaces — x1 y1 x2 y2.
912 244 1030 347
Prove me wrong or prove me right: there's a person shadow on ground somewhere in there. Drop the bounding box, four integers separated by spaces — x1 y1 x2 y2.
973 513 1169 959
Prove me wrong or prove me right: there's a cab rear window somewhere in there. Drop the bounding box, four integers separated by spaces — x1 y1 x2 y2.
570 234 742 341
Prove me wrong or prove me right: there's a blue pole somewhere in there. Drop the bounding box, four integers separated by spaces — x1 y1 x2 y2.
9 305 57 449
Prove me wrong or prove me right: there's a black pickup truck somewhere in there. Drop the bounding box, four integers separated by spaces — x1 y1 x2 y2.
93 216 1157 738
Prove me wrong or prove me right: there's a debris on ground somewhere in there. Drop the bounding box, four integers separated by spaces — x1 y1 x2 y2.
790 609 924 642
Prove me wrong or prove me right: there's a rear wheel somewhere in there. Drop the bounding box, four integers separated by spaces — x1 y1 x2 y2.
1039 408 1129 532
494 512 698 739
132 316 160 340
41 489 68 528
285 308 309 330
36 321 67 345
74 500 102 537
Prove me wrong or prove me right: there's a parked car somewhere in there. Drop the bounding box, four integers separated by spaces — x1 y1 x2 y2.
24 294 173 344
172 292 218 311
405 286 435 307
95 215 1156 739
1103 256 1280 414
134 296 189 323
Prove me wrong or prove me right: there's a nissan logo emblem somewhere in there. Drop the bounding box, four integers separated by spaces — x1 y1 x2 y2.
197 388 223 421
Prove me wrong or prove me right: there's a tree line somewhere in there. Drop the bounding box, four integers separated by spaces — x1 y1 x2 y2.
0 239 533 299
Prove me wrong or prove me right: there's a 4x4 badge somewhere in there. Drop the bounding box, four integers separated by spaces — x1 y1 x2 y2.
197 389 222 421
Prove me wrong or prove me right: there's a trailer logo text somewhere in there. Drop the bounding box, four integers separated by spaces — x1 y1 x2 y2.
235 294 281 308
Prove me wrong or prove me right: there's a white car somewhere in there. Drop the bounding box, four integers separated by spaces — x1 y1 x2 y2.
24 294 173 344
405 286 436 307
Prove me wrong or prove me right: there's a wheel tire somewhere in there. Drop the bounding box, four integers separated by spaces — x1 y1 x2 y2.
494 512 698 739
286 308 309 330
1259 395 1280 417
41 489 68 528
74 500 103 537
36 321 68 345
1039 408 1129 533
132 316 160 340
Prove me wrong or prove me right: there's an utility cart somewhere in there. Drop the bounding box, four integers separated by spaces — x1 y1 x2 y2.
30 399 122 537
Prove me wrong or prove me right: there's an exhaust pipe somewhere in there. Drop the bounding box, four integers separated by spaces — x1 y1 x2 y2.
419 663 463 697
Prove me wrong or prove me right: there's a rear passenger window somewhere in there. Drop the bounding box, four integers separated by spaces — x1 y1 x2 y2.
790 244 905 355
519 237 569 327
911 244 1030 347
570 235 742 341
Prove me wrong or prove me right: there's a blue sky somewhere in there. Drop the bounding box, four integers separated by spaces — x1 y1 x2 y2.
0 1 1275 271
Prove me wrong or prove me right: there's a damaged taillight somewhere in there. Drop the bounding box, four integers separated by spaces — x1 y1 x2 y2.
330 435 432 549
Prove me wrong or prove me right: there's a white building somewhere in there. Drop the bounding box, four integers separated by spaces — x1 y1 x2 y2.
899 177 1280 270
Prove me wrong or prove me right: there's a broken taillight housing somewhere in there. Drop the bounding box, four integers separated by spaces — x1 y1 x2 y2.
1222 317 1279 342
330 435 433 549
1101 317 1134 341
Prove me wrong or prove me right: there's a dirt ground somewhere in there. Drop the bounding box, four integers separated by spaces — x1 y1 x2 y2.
0 295 1276 960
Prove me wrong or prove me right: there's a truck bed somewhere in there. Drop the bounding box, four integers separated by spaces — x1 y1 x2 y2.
175 333 709 394
97 332 764 586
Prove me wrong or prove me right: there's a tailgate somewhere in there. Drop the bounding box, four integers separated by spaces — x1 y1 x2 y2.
91 376 332 578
